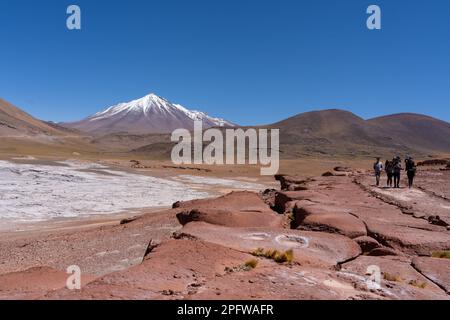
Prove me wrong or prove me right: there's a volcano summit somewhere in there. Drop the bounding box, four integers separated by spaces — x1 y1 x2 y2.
63 93 235 135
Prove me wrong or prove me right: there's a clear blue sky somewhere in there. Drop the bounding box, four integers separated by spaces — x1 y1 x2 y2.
0 0 449 125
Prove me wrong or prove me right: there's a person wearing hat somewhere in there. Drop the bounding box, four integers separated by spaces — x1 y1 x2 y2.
405 156 417 188
373 157 384 187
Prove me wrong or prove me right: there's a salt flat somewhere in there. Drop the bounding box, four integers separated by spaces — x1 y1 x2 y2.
0 160 226 225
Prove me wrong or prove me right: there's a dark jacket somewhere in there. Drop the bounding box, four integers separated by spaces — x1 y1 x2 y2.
393 161 402 174
385 161 394 174
405 159 416 175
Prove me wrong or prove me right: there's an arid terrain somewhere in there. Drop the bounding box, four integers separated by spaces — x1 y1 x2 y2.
1 97 449 300
2 0 450 305
0 157 449 300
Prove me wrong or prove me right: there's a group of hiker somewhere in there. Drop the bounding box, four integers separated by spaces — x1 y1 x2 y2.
373 156 417 189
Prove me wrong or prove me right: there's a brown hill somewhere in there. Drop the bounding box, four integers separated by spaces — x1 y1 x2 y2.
103 109 449 160
267 109 449 158
269 109 398 158
272 109 383 144
0 98 66 137
0 98 97 157
367 113 450 153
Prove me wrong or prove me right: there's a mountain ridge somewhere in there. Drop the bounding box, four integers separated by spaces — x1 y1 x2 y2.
62 93 236 135
0 98 69 136
1 96 449 158
270 109 450 157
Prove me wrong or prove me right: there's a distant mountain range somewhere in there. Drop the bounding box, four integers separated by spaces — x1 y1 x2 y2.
270 109 450 157
62 93 235 135
1 94 449 158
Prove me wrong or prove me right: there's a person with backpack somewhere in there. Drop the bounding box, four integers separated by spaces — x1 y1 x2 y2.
393 156 403 188
385 159 394 187
373 157 384 187
405 156 417 188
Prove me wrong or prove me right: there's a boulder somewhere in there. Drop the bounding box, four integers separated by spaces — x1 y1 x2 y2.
354 236 382 254
334 166 352 172
172 201 182 209
120 216 138 225
293 203 367 239
273 190 318 213
173 191 271 213
365 221 450 256
428 215 449 227
274 174 309 191
259 189 277 208
176 208 283 228
174 191 283 228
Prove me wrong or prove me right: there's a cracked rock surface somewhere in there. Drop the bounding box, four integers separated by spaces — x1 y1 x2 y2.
1 167 449 300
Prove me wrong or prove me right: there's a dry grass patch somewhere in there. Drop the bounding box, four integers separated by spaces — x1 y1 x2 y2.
409 279 427 289
431 251 450 259
225 259 259 273
383 273 401 282
251 248 294 264
244 259 259 269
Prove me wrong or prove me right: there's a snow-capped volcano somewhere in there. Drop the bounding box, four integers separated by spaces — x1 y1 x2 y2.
63 93 235 135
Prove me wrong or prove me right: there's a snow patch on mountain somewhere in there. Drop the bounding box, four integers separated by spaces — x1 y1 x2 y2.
64 93 235 135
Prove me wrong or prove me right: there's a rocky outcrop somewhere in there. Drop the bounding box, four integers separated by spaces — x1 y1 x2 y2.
341 256 449 300
180 222 362 268
354 236 382 254
292 202 367 239
273 190 319 214
174 191 283 228
259 189 277 208
43 239 380 300
274 174 310 191
0 267 95 300
2 166 449 300
365 221 450 256
176 208 282 228
323 171 348 177
428 215 449 227
412 257 450 294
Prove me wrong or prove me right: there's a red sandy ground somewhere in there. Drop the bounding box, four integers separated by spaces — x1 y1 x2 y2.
0 166 449 300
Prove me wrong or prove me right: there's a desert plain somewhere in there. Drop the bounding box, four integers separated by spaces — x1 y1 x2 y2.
0 152 449 300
